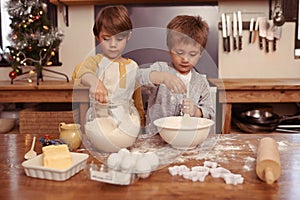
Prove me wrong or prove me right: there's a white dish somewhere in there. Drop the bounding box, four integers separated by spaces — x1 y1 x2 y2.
22 152 89 181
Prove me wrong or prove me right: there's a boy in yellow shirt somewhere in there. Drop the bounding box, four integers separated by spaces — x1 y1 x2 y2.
74 5 145 126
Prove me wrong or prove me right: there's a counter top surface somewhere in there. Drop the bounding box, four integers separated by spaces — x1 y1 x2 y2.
1 133 300 200
209 78 300 90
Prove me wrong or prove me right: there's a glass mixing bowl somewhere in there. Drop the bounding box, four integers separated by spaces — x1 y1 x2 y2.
83 99 141 153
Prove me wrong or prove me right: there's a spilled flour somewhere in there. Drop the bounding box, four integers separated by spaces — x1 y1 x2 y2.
132 134 256 171
85 133 298 174
173 135 256 171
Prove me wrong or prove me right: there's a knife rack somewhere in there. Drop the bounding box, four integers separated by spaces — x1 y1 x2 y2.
218 21 252 30
218 11 266 30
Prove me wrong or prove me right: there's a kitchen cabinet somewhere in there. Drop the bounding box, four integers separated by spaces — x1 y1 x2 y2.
0 80 89 133
209 78 300 134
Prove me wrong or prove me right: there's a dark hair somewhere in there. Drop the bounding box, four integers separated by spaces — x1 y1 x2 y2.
167 15 209 50
93 5 132 37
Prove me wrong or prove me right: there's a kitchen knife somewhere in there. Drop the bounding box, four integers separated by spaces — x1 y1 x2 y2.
221 13 228 52
258 17 267 50
266 21 274 53
226 14 231 52
273 26 282 51
237 11 243 50
249 18 255 44
233 12 238 50
253 17 260 43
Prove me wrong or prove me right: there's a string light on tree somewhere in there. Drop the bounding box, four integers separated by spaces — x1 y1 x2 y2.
4 0 63 83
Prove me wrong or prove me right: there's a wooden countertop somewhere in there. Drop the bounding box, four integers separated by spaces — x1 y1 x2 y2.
0 80 87 90
1 133 300 199
209 78 300 90
0 80 89 103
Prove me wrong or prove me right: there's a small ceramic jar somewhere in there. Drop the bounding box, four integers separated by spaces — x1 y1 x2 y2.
59 122 82 151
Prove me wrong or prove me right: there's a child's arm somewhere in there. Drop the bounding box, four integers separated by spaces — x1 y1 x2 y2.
81 73 108 103
181 74 214 119
149 71 186 94
181 98 203 117
136 62 186 93
75 55 108 103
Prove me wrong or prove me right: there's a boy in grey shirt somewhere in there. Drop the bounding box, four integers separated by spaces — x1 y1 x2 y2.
137 15 215 136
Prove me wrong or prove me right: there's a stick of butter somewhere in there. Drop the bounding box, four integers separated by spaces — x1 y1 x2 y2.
43 144 72 169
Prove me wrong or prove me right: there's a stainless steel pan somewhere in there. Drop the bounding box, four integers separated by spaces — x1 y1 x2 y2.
233 118 275 133
239 109 300 125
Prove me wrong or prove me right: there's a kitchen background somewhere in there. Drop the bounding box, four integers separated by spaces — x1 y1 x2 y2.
1 0 299 80
0 0 300 127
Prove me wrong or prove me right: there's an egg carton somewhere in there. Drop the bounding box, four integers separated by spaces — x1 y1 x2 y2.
88 148 161 185
89 163 137 185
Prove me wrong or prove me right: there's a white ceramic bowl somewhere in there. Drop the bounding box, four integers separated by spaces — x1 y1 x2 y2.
0 118 16 133
0 110 19 119
154 116 214 150
0 109 21 125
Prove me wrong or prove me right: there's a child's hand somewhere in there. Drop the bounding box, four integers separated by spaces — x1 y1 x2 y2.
150 71 186 94
182 98 198 117
158 72 186 94
165 74 187 94
90 80 108 103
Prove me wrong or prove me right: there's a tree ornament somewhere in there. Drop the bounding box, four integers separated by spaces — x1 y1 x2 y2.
9 71 17 79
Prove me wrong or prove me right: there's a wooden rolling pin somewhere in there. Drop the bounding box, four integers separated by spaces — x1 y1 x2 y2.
256 137 281 184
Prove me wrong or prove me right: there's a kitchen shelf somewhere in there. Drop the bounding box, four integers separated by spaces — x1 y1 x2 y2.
49 0 260 6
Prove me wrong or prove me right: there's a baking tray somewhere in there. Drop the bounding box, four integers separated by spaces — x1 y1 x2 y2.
22 152 89 181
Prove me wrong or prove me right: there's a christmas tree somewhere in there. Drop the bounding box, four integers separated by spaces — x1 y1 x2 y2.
4 0 63 83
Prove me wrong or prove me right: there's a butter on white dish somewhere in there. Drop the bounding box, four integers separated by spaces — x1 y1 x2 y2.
42 144 72 169
22 152 89 181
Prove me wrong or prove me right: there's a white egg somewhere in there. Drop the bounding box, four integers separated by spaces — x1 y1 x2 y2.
117 148 130 158
120 155 136 172
144 151 159 170
107 153 122 170
131 151 143 162
135 157 152 179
